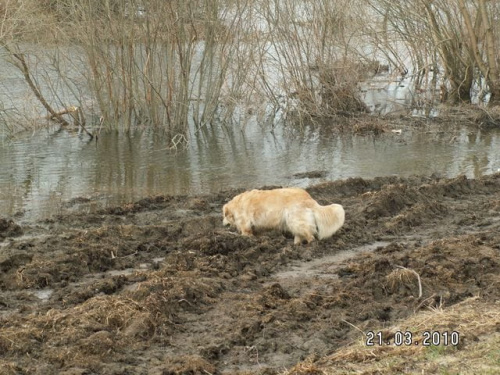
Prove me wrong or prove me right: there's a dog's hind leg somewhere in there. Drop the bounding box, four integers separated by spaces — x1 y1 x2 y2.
286 208 316 245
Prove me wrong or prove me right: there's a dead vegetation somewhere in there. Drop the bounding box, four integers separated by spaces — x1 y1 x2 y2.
0 0 377 139
1 173 500 373
287 297 500 375
386 266 422 299
3 0 500 138
0 218 23 240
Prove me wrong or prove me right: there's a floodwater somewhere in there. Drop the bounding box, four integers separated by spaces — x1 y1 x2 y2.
2 47 500 220
1 122 500 220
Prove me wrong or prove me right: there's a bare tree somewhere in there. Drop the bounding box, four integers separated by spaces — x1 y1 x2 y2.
255 0 369 125
366 0 500 107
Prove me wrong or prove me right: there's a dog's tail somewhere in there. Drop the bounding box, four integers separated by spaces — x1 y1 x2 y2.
313 203 345 240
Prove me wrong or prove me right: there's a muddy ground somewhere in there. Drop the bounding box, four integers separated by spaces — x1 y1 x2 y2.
1 172 500 374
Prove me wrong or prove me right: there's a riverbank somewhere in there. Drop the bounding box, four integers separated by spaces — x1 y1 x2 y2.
1 172 500 374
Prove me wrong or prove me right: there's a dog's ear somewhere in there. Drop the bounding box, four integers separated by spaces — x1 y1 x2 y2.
222 204 233 226
223 204 233 219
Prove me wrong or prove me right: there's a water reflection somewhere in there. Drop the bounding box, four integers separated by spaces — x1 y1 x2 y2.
1 123 500 220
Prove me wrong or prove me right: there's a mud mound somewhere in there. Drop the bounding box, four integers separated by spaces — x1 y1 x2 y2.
384 201 448 233
0 269 225 372
185 231 258 256
336 233 500 320
363 183 425 219
1 173 500 373
0 218 22 240
306 175 437 200
293 170 328 179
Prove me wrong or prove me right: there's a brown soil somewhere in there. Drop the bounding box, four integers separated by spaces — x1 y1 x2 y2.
1 173 500 374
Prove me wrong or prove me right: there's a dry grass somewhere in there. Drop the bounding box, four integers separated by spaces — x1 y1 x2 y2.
283 357 325 375
350 117 389 134
282 297 500 374
0 295 148 357
0 265 224 372
386 266 422 298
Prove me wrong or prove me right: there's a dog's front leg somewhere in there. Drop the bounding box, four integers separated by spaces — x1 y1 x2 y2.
240 226 253 236
236 220 253 236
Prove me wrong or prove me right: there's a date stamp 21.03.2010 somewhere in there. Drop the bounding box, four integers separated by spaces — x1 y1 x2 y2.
365 330 460 347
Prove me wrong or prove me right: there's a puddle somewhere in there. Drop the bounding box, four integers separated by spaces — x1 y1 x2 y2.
32 288 54 302
0 233 51 248
274 241 390 281
123 282 142 293
107 268 137 277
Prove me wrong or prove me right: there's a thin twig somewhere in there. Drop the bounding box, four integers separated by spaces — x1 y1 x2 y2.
396 265 423 298
341 319 365 335
76 106 94 139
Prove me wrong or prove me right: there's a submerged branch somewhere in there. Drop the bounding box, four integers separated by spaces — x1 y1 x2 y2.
5 46 93 139
45 106 94 139
11 52 70 126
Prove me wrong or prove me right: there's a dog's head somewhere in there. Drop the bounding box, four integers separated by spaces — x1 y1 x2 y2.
222 203 234 226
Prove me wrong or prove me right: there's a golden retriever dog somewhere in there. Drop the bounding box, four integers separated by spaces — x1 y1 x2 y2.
222 187 344 244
